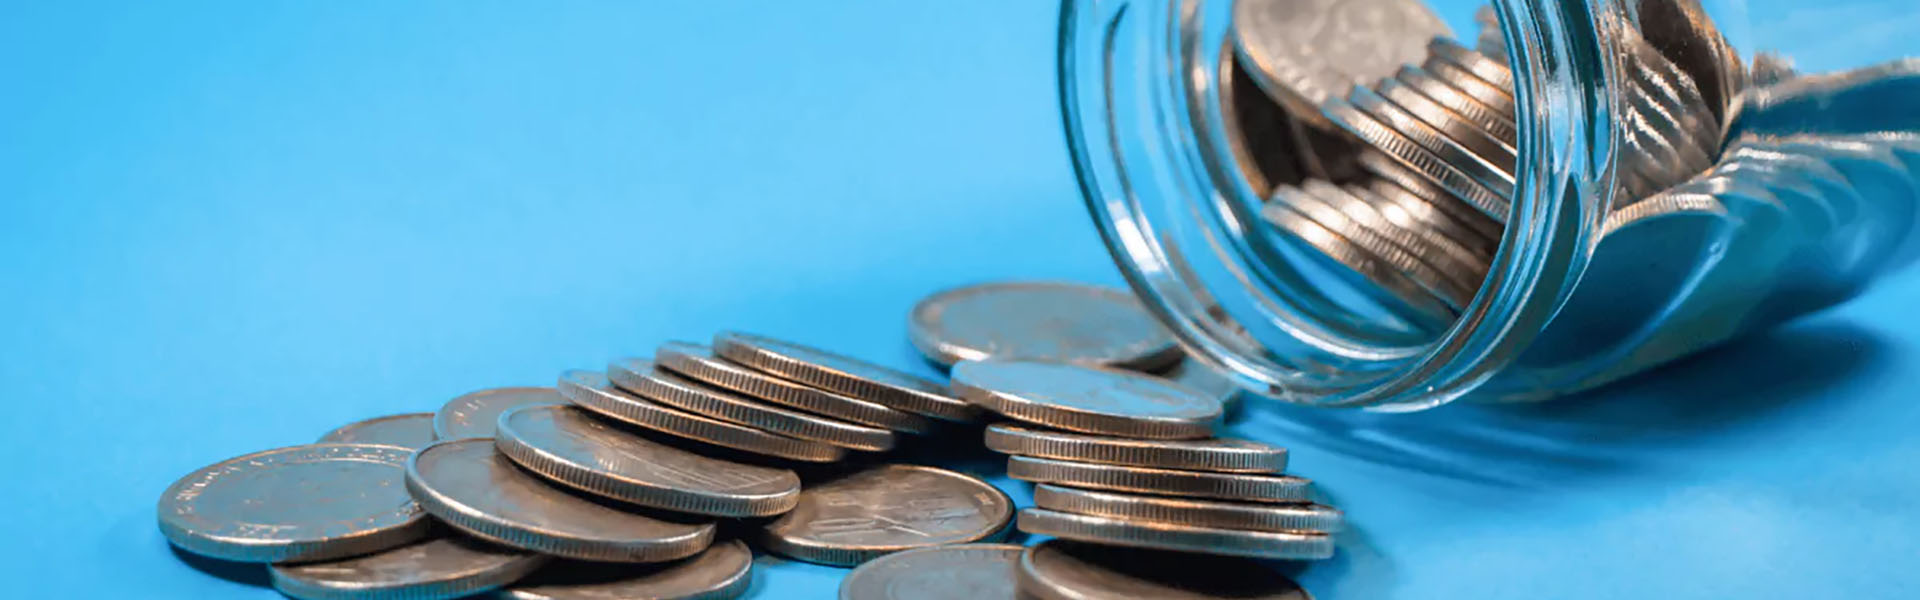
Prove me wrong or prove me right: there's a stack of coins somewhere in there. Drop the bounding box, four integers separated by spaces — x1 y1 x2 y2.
1230 0 1920 324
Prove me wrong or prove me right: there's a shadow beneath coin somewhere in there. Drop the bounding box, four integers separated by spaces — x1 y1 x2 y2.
1233 320 1890 490
167 544 270 589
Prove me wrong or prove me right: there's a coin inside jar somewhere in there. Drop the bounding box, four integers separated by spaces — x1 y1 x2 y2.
951 361 1222 440
839 543 1026 600
1016 539 1312 600
908 281 1182 370
318 412 438 450
269 535 548 600
156 443 430 563
757 464 1015 566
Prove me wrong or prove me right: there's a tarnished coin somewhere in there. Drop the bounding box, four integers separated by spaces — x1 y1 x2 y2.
499 539 754 600
319 412 438 450
839 543 1025 600
1017 509 1335 560
157 443 429 563
908 281 1182 371
270 536 548 600
562 367 846 463
951 361 1221 440
714 331 983 422
407 438 716 562
493 403 801 517
984 424 1284 473
1033 485 1342 533
610 355 897 452
1231 0 1450 124
757 464 1015 566
656 341 935 434
1016 539 1313 600
435 387 565 440
1007 456 1312 503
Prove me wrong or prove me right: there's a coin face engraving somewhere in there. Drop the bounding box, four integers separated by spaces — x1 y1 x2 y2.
910 282 1179 369
319 413 438 449
158 443 431 562
436 387 565 439
760 465 1013 566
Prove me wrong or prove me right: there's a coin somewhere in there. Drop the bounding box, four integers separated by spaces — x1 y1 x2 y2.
839 543 1026 600
1017 509 1335 560
1259 196 1460 326
493 403 800 517
952 361 1221 440
157 443 429 563
1396 64 1516 145
713 331 983 422
1232 0 1450 124
562 367 846 463
757 464 1015 566
270 536 548 600
1007 456 1312 503
499 539 754 600
655 341 935 434
908 281 1182 371
1015 539 1313 600
1327 98 1510 221
1156 359 1242 407
611 353 897 452
1630 0 1745 124
435 387 566 440
983 424 1285 473
1302 180 1488 304
1033 485 1342 533
1422 56 1514 118
407 438 717 562
319 412 437 449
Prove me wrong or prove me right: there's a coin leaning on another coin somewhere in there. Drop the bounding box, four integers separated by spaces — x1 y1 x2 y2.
1017 509 1336 561
1007 455 1313 503
951 360 1222 440
269 535 548 600
907 281 1183 371
984 423 1286 473
655 341 936 434
499 539 755 600
757 464 1015 567
1033 484 1343 533
318 412 438 450
434 387 566 440
157 443 431 564
713 331 984 423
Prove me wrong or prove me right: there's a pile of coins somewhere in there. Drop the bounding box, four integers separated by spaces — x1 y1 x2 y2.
160 280 1334 599
1231 0 1920 327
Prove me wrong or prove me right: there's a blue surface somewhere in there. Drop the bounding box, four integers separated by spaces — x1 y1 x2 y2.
5 2 1919 598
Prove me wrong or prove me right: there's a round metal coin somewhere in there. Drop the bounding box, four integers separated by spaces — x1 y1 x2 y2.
319 412 438 450
951 361 1221 440
1016 539 1313 599
656 341 935 434
434 387 566 440
493 403 801 517
1017 509 1335 560
562 367 846 463
157 443 430 563
499 539 754 600
270 535 548 600
610 354 898 452
713 331 983 422
983 424 1285 473
407 438 717 562
1033 485 1342 533
839 543 1026 600
1007 456 1311 503
758 464 1015 566
1232 0 1450 122
908 281 1181 371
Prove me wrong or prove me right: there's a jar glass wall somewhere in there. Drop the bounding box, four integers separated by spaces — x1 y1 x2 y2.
1060 0 1920 409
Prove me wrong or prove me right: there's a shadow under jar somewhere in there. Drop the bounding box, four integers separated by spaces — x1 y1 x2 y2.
1061 0 1920 409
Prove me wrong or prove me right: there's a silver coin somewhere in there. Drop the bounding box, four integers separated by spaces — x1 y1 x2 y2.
1628 0 1746 124
1274 184 1474 309
1396 65 1516 146
839 543 1026 600
1327 98 1510 221
908 281 1182 371
1376 75 1514 167
319 412 437 450
1231 0 1450 123
1359 149 1506 243
1352 86 1514 195
407 438 717 562
1016 509 1335 561
611 353 897 452
1033 485 1342 533
493 403 801 517
1421 56 1514 118
1259 196 1460 326
655 341 935 434
1617 21 1721 162
1007 456 1312 503
270 536 548 600
1016 539 1313 600
434 387 566 440
757 464 1015 567
713 331 984 422
951 361 1221 440
157 443 430 563
563 366 846 463
498 539 754 600
1345 180 1496 269
984 424 1285 473
1306 181 1488 304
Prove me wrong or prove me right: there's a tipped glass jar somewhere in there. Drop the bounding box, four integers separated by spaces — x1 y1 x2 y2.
1060 0 1920 409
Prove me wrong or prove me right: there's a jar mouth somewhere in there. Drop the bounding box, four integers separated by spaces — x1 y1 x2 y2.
1059 0 1615 408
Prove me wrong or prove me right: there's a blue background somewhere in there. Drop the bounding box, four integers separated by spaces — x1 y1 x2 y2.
4 1 1919 598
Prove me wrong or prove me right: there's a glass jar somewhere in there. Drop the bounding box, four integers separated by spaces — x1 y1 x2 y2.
1060 0 1920 409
